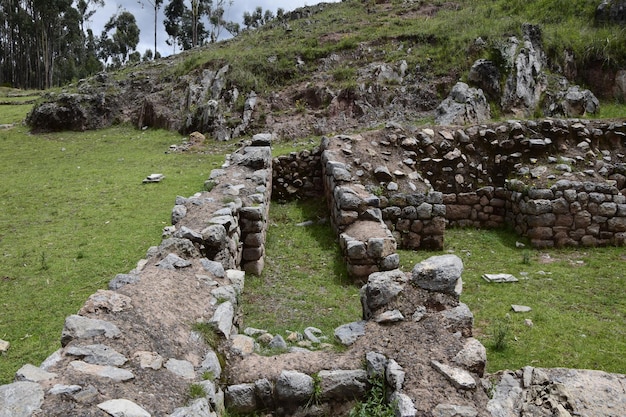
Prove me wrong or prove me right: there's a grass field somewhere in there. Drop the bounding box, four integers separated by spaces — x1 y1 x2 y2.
0 109 233 384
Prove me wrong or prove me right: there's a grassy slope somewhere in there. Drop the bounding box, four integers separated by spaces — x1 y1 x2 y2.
170 0 626 99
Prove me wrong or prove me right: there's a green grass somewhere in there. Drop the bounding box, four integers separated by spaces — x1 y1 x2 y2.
241 199 361 338
399 228 626 374
174 0 626 96
0 122 230 384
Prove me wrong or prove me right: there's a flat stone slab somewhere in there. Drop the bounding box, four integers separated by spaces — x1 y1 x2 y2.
511 304 532 313
69 360 134 382
0 339 9 352
0 381 44 417
97 399 151 417
15 364 57 382
482 273 519 283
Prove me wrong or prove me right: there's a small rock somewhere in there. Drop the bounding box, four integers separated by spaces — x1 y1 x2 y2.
482 273 519 283
0 339 9 352
375 309 405 323
48 384 82 396
133 351 163 370
142 173 164 184
511 305 532 313
268 334 288 350
97 399 151 417
69 360 134 382
304 327 323 343
15 364 57 382
334 321 366 346
524 319 534 327
431 361 476 390
165 358 196 379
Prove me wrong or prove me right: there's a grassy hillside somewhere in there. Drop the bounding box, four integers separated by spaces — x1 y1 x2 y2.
166 0 625 99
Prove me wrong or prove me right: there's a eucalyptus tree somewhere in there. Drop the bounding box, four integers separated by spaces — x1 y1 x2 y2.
99 10 140 69
138 0 163 58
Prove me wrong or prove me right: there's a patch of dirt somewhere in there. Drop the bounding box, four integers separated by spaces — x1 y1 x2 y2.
228 284 491 415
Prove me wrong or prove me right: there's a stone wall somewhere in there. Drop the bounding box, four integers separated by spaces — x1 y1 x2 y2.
271 119 626 250
0 135 274 416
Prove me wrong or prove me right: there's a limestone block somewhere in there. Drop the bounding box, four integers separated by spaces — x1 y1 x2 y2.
411 255 463 296
319 369 367 401
275 370 314 403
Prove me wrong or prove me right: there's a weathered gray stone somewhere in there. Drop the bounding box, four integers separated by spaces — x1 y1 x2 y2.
97 399 151 417
453 338 487 376
226 269 245 293
442 303 474 334
229 335 257 357
211 285 238 305
200 350 222 380
156 253 192 270
165 358 196 380
225 383 257 413
431 361 476 390
334 321 367 346
61 315 121 346
15 364 57 383
386 359 405 390
0 381 44 417
169 398 214 417
133 351 164 370
389 391 417 417
66 344 127 366
304 327 323 344
108 273 140 290
275 370 314 403
69 360 134 382
48 384 82 396
435 82 491 125
411 255 463 296
209 301 235 338
201 258 225 278
361 269 407 317
319 369 368 401
265 334 286 350
172 204 187 225
374 309 404 323
366 351 388 378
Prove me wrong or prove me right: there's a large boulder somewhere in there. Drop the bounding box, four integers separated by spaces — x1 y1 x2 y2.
435 82 491 125
500 24 547 117
27 92 117 132
468 59 501 100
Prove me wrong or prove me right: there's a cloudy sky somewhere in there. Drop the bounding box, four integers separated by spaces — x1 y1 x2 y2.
89 0 341 57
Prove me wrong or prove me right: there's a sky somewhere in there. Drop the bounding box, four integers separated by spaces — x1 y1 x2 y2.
89 0 342 57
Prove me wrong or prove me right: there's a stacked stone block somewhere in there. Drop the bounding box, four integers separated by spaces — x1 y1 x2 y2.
443 187 508 229
380 191 446 250
272 147 323 200
506 179 626 247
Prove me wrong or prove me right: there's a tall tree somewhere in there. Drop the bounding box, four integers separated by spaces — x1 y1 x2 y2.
139 0 163 58
100 10 140 68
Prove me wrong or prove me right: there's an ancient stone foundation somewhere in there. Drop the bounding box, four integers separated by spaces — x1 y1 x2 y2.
2 120 626 416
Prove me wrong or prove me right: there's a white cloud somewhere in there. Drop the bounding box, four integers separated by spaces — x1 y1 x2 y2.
88 0 341 57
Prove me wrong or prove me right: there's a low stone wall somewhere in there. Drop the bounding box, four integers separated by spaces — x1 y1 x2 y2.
444 187 508 229
506 179 626 247
0 136 274 416
270 119 626 249
272 147 323 201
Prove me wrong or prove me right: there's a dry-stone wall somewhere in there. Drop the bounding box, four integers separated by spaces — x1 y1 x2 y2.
0 135 274 416
271 119 626 250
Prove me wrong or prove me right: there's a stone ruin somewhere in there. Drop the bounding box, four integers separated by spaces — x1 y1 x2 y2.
1 124 626 416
